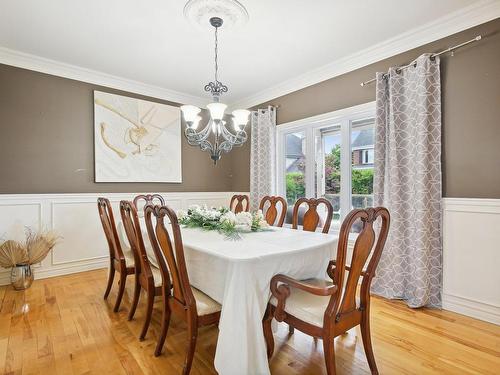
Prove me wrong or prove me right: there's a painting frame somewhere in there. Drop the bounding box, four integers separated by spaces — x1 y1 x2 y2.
93 90 182 183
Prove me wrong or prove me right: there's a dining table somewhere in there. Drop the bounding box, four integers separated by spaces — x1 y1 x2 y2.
177 225 339 375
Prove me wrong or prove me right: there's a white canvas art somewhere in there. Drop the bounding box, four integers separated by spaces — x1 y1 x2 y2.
94 91 182 182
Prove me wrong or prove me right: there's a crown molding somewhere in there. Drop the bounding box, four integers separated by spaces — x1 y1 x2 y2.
229 0 500 110
0 46 208 107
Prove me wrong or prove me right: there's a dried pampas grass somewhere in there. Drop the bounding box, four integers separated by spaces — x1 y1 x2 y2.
25 228 60 264
0 240 29 268
0 228 61 269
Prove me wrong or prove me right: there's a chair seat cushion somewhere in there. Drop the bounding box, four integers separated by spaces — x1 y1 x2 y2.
123 250 135 268
192 287 221 316
269 278 358 327
151 266 163 287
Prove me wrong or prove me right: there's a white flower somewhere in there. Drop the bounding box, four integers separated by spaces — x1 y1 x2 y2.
258 219 270 228
188 204 201 212
220 211 237 225
176 209 187 220
254 210 264 221
234 212 253 231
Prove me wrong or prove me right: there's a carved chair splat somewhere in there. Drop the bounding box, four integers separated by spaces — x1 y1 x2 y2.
259 196 287 227
132 194 165 212
230 194 250 214
292 197 334 234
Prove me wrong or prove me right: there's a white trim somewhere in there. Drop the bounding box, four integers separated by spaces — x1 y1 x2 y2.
442 293 500 326
277 102 375 131
229 0 500 109
0 46 208 107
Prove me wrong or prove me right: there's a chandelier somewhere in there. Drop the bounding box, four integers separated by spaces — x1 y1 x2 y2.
180 16 250 165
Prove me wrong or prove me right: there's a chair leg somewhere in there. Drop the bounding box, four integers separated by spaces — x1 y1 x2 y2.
361 313 379 375
263 306 275 359
128 276 141 321
139 289 155 341
104 265 115 299
323 337 337 375
113 273 126 312
154 296 171 357
182 320 198 375
288 325 295 335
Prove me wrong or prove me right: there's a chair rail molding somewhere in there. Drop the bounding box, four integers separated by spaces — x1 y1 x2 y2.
442 197 500 325
0 191 246 286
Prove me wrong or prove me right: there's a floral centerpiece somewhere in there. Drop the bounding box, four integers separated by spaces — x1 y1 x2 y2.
0 228 60 290
177 205 270 239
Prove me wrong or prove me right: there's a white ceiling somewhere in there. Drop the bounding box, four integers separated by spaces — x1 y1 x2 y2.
0 0 496 107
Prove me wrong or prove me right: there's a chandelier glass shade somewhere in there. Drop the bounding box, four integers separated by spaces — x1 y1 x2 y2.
180 16 250 164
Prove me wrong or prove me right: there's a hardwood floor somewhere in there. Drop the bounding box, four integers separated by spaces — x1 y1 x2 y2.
1 269 499 375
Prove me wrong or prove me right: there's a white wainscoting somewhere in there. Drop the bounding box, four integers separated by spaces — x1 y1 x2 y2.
0 192 242 286
443 197 500 325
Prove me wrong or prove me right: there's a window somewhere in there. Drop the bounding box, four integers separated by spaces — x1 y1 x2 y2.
284 132 306 204
277 102 375 232
360 149 374 164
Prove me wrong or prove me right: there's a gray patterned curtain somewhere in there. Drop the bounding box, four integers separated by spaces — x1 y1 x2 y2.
250 107 276 211
372 54 442 308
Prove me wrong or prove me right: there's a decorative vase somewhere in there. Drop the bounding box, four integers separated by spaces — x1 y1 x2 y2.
10 264 34 290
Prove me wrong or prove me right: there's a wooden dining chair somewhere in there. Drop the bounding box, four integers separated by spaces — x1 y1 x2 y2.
292 197 334 234
97 197 135 312
259 196 287 227
230 194 250 213
144 204 221 373
263 207 390 375
120 200 163 341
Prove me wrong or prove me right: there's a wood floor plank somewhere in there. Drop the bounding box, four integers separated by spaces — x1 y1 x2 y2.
0 269 498 375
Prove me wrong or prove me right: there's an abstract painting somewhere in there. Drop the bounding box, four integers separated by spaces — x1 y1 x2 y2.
94 91 182 182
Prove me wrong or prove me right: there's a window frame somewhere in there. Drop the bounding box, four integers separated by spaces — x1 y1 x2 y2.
276 101 376 233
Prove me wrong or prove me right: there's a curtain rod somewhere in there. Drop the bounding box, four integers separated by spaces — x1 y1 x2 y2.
359 35 482 87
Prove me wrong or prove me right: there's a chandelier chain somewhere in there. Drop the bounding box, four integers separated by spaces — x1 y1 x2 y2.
214 25 219 83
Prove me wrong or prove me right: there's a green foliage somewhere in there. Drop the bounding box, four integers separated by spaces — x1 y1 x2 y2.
178 206 270 241
286 172 305 203
324 144 373 194
285 144 374 201
351 169 373 194
325 145 341 194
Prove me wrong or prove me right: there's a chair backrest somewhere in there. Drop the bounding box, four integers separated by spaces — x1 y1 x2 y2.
97 197 123 261
144 204 195 310
327 207 390 323
259 196 287 227
230 194 250 213
120 200 153 280
133 194 165 215
292 198 333 234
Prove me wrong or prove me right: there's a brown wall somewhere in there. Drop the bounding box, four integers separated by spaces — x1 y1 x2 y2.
237 18 500 198
0 65 234 193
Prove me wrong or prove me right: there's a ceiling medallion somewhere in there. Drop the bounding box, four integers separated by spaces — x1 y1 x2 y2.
183 0 249 30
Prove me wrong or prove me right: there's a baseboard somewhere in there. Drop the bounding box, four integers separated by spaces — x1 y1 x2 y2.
442 293 500 325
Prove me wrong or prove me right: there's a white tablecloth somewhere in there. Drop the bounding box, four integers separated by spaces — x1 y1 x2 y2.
180 226 339 375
